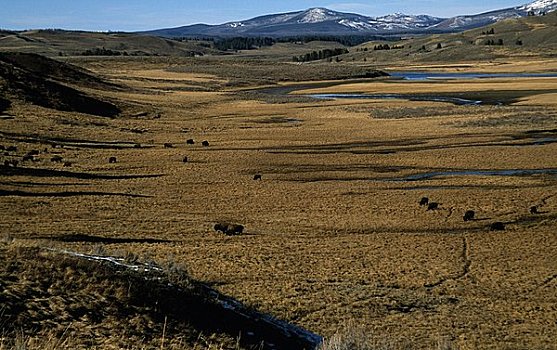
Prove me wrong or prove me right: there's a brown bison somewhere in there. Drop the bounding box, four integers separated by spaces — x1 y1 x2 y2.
186 139 195 145
463 210 475 222
490 222 505 231
253 174 262 180
183 156 188 163
419 197 429 206
109 156 117 163
530 206 539 214
427 202 439 211
164 143 174 148
201 140 210 147
214 222 244 236
50 155 63 163
4 159 18 167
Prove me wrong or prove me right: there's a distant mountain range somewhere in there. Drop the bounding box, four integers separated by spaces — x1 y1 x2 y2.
141 0 557 37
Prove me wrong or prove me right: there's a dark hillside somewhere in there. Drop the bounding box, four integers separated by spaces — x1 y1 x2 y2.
0 52 118 90
0 53 120 117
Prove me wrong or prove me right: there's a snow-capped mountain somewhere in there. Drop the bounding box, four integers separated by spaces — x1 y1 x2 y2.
520 0 557 12
141 0 557 37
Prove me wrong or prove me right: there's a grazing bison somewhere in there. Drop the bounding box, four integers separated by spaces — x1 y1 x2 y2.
463 210 475 222
201 140 210 147
164 143 174 148
182 156 188 163
4 160 18 167
50 155 63 163
253 174 262 180
186 139 195 145
214 222 244 236
28 149 40 156
490 222 505 231
419 197 429 206
63 162 72 167
6 146 17 152
109 156 117 164
530 206 539 214
427 202 439 211
22 155 35 162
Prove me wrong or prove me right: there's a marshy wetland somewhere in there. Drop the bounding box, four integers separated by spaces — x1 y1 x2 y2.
1 28 557 349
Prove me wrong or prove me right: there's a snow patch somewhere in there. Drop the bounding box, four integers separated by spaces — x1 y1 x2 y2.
298 8 337 23
519 0 557 11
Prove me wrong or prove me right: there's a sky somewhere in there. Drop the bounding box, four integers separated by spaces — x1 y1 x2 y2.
0 0 531 32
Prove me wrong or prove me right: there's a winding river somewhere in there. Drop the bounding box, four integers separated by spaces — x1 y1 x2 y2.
303 71 557 105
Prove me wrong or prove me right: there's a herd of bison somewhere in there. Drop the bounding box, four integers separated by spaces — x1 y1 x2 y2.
1 138 256 236
0 138 547 236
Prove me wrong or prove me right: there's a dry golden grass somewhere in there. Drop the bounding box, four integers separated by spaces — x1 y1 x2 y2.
1 56 557 349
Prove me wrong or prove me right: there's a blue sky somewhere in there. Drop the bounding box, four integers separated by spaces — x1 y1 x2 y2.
1 0 529 31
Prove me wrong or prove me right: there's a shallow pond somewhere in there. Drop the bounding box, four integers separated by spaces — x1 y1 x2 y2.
389 168 557 181
309 93 483 105
389 71 557 81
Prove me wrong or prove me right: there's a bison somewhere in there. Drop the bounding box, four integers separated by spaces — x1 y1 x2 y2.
253 174 262 180
4 160 18 167
201 140 210 147
109 156 117 164
164 143 174 148
490 222 505 231
419 197 429 206
214 222 244 236
427 202 439 211
63 162 72 167
183 156 188 163
50 155 63 163
530 206 539 214
463 210 475 222
6 146 17 152
186 139 195 145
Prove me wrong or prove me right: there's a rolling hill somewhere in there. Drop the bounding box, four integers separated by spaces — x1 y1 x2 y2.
0 30 216 57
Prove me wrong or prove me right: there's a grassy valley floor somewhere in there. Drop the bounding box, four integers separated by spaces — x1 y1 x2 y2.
1 54 556 349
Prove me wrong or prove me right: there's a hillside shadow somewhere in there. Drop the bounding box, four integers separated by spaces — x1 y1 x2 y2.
45 234 170 244
0 166 163 180
0 189 151 198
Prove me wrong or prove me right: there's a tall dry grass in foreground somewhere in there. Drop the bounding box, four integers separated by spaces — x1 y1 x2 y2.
318 322 457 350
0 332 242 350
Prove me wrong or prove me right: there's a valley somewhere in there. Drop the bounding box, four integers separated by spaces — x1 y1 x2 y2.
1 3 557 350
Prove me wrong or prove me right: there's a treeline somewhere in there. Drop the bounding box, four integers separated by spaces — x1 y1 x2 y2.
174 35 402 50
81 47 126 56
485 39 504 46
214 37 275 50
481 28 495 35
293 48 348 62
278 35 400 47
81 47 203 57
372 44 404 51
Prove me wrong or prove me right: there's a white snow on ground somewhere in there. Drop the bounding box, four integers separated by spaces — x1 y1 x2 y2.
520 0 557 11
